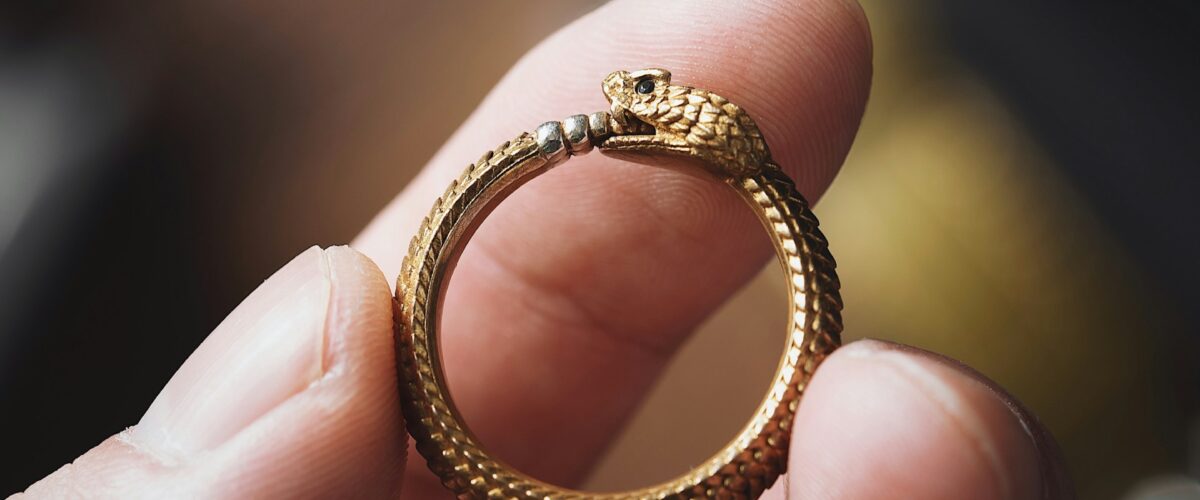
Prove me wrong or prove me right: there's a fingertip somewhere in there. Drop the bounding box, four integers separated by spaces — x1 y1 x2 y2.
31 247 407 499
133 245 333 460
786 339 1062 500
197 244 405 498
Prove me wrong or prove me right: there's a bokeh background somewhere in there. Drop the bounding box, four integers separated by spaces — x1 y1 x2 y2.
1 1 1196 498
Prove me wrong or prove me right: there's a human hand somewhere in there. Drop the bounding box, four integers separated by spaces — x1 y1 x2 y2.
15 0 1071 498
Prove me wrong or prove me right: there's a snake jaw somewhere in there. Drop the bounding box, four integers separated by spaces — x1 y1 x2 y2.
601 101 683 157
608 101 655 137
598 106 695 167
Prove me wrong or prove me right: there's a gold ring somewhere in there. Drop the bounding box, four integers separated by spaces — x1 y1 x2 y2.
394 68 843 499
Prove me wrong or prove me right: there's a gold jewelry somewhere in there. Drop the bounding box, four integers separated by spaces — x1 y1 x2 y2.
394 69 843 499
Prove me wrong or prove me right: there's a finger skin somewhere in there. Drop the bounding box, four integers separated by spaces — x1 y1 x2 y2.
355 0 871 493
16 247 406 499
758 339 1072 500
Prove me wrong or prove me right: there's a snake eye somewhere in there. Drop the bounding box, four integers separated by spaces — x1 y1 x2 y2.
635 78 655 94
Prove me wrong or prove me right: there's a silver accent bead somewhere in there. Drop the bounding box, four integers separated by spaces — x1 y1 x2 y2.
588 111 612 143
534 121 568 165
562 114 592 155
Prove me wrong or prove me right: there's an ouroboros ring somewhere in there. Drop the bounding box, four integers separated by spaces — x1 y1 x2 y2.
394 69 844 499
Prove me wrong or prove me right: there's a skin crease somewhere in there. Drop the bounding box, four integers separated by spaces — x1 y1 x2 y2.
15 0 1072 498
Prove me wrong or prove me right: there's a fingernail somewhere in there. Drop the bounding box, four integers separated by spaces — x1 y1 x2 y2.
841 339 1053 499
132 246 331 461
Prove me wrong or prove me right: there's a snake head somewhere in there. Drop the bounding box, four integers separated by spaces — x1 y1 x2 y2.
598 68 767 177
602 68 671 135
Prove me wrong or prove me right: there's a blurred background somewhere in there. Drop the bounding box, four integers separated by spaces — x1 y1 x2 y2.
0 1 1196 498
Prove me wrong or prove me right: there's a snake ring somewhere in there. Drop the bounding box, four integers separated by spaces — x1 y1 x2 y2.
394 68 844 499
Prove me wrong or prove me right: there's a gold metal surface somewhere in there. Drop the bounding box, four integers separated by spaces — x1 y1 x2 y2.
394 69 844 499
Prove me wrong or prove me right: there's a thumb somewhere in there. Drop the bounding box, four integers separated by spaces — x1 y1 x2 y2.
16 246 406 498
767 339 1071 500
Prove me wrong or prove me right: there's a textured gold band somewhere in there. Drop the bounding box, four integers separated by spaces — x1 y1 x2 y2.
394 69 843 499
